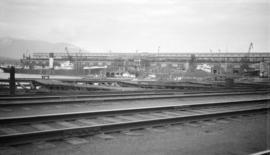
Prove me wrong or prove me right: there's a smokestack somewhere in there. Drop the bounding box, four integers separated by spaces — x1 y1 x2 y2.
49 53 54 69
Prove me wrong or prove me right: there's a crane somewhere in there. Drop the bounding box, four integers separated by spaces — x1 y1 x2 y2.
65 47 73 62
247 42 254 58
240 42 254 74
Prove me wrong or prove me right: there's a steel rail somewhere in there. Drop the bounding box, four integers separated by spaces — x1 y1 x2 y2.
0 91 175 101
0 103 268 145
0 98 268 124
0 91 269 106
0 89 267 101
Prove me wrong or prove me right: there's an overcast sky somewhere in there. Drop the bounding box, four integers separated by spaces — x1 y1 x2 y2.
0 0 269 53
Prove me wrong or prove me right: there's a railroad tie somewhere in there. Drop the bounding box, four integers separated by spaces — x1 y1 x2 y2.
95 133 115 140
31 124 55 131
0 108 12 112
133 114 157 119
122 130 143 136
99 117 123 123
64 137 89 145
161 111 182 116
0 146 21 155
76 119 99 126
146 127 166 133
115 115 142 121
0 127 20 134
33 141 56 149
56 121 79 128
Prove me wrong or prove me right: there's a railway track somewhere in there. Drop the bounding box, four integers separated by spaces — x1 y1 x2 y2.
0 84 267 97
0 98 269 145
0 89 266 100
0 90 269 106
0 91 175 101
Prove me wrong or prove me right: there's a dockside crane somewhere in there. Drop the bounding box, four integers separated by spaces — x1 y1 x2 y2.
65 47 82 73
65 47 73 62
247 42 254 58
240 42 254 74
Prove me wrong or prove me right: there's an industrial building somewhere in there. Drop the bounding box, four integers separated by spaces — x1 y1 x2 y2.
19 51 270 79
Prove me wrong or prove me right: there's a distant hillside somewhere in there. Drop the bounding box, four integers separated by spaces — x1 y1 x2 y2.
0 37 80 59
0 56 19 65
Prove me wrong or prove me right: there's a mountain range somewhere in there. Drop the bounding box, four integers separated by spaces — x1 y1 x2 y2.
0 37 80 59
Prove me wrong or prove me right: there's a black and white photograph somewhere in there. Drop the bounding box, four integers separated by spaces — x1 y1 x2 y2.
0 0 269 154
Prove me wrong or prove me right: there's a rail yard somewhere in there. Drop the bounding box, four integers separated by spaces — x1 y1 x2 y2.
0 71 269 155
0 47 270 155
1 0 270 154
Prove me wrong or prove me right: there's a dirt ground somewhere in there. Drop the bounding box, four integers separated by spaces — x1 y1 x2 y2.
7 111 269 155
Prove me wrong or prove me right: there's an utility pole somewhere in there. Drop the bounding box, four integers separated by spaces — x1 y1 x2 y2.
9 66 15 96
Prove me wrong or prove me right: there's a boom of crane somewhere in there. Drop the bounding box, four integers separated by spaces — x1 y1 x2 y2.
65 47 73 62
239 42 259 76
247 42 253 58
241 42 254 63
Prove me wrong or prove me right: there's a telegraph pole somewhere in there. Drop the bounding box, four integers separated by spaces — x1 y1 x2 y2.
9 66 15 96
